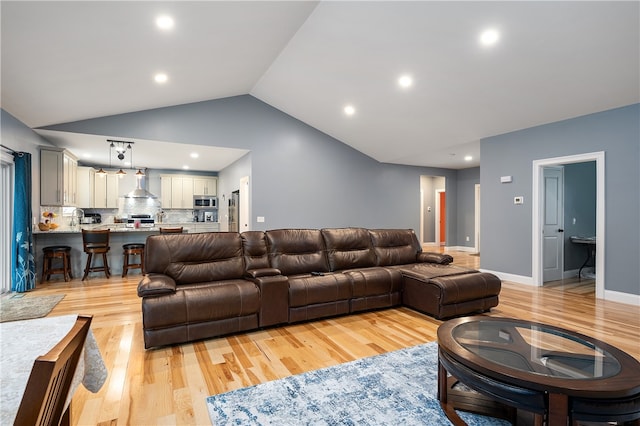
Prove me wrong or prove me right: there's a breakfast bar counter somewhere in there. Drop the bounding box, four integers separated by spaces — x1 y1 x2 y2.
33 222 219 279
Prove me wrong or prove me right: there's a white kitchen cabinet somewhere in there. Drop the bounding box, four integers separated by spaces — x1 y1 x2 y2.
193 177 217 196
170 177 194 208
76 166 96 208
194 223 219 233
161 174 217 208
94 174 119 208
40 147 77 207
160 176 173 209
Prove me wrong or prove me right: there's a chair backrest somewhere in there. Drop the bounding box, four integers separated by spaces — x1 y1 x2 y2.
14 315 93 426
159 227 183 234
81 229 110 250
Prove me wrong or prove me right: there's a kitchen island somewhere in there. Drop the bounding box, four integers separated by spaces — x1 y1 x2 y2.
33 222 220 280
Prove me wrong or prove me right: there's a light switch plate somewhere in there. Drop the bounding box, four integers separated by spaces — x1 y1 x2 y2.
514 196 524 205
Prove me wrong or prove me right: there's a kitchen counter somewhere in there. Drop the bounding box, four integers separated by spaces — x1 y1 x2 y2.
33 222 220 279
33 221 220 234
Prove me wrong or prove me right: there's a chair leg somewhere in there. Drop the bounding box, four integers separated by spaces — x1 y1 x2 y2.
41 256 47 284
82 253 92 280
67 253 73 279
103 253 110 278
63 253 70 282
122 253 128 278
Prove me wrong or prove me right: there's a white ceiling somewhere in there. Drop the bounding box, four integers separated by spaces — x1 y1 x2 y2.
2 1 638 170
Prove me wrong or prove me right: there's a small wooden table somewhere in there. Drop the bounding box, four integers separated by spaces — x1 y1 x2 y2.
437 316 640 426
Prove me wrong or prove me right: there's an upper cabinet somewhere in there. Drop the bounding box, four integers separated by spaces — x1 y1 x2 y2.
40 147 77 207
76 166 96 208
94 174 119 209
161 174 217 209
193 177 217 196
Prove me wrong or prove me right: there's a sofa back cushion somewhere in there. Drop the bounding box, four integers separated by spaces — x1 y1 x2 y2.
321 227 376 271
369 229 421 266
241 231 270 270
265 229 329 275
145 232 245 284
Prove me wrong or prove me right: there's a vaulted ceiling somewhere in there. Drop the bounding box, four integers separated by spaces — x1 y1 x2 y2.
2 1 638 170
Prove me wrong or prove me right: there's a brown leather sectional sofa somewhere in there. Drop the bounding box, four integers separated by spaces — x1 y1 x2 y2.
137 228 501 348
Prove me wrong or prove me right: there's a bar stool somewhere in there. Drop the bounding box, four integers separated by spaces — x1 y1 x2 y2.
41 246 73 283
82 229 111 280
159 227 183 234
122 243 145 277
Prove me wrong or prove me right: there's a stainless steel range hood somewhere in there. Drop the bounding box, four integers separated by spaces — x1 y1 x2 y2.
124 172 157 199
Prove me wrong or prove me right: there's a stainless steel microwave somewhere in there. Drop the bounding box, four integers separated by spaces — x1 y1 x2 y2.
193 195 217 210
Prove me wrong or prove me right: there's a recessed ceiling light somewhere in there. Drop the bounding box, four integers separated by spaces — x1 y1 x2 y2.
154 73 168 84
182 165 190 170
190 152 199 158
479 29 500 46
464 155 473 161
398 75 413 88
156 15 174 30
344 105 356 116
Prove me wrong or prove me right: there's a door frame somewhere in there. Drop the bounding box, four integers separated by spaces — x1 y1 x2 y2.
435 189 445 246
532 151 605 298
474 184 480 254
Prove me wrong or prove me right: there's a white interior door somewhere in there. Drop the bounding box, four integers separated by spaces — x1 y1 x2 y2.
543 167 564 282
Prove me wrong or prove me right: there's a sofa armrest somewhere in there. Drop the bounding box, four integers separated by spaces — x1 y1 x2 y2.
137 273 177 297
417 252 454 265
245 268 282 279
247 274 289 327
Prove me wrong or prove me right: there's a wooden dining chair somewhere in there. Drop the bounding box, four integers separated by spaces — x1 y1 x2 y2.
14 315 93 426
159 227 183 234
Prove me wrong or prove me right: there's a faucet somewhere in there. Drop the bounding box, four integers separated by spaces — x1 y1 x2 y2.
70 208 84 227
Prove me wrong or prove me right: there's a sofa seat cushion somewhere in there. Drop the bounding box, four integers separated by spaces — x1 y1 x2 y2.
142 279 260 329
288 273 351 308
321 227 376 271
343 267 403 298
395 262 478 281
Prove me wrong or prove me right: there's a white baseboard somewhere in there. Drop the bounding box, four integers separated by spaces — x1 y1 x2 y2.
446 246 477 253
605 290 640 306
479 269 535 286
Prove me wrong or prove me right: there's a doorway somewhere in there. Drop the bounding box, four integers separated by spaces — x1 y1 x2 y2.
532 152 604 298
419 175 446 246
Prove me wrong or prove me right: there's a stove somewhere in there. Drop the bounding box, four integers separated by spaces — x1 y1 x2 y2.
126 214 155 228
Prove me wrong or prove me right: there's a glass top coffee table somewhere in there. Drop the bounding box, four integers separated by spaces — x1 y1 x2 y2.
437 316 640 426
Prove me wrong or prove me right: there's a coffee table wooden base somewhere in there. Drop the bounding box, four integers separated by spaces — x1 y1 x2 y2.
438 358 538 426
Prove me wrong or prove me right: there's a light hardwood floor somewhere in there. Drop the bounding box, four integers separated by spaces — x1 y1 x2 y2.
26 250 640 425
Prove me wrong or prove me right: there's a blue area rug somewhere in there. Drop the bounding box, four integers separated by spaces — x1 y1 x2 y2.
206 342 509 425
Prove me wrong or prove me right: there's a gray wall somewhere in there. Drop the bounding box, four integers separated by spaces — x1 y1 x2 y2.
1 109 54 217
564 162 596 271
480 104 639 295
456 167 480 248
41 95 459 233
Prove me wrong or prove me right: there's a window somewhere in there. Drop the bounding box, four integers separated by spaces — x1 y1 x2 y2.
1 151 14 293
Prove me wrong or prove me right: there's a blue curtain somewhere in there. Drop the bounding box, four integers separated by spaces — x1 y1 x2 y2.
11 152 36 292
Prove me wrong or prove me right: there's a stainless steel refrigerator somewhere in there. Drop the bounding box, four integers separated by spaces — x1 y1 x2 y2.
228 190 239 232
